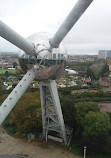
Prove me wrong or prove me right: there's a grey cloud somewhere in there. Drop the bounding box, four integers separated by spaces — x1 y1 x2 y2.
0 37 18 52
0 0 37 17
0 0 111 55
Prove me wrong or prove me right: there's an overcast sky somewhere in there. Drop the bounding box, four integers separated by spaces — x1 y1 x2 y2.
0 0 111 55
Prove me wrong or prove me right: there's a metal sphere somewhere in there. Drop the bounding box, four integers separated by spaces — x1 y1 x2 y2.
19 32 67 81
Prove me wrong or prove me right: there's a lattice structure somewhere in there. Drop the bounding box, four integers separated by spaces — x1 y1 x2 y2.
40 80 73 146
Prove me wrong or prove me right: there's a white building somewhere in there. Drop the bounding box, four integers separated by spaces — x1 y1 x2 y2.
98 50 111 59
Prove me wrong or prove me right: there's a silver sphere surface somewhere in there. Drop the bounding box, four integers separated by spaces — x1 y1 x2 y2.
19 32 67 81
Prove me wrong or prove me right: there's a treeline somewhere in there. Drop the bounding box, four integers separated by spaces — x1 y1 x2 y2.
0 76 2 94
87 62 109 80
3 90 42 137
61 95 111 156
2 87 111 157
72 91 111 103
59 88 111 103
67 59 109 80
67 61 93 70
59 88 111 156
74 101 111 157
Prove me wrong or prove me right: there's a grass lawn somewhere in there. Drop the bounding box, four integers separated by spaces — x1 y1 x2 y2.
0 69 16 75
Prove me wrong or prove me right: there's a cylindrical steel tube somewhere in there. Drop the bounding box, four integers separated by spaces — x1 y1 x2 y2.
0 20 35 55
50 0 93 48
0 70 36 126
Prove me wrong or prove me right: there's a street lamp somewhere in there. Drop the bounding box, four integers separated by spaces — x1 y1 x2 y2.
84 146 87 158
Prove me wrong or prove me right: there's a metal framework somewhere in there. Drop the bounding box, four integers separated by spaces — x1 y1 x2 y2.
40 80 73 146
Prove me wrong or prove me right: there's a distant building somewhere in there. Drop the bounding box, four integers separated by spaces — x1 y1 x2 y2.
98 50 111 59
65 68 78 75
107 51 111 59
99 77 111 87
0 56 19 69
67 55 96 63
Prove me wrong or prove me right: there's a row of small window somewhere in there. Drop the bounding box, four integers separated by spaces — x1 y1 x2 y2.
23 59 65 66
52 53 64 60
36 53 65 60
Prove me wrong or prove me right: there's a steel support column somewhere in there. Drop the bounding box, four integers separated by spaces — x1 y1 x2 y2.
40 80 72 146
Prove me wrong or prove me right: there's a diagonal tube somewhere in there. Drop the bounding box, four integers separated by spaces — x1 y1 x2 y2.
0 20 35 55
50 0 93 48
0 51 19 57
0 70 36 125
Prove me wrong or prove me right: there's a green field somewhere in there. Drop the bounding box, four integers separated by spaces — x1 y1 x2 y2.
0 69 16 75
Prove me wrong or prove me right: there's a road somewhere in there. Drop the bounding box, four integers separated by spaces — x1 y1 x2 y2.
0 127 82 158
0 154 28 158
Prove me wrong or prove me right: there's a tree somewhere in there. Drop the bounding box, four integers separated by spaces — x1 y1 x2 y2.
61 96 76 128
13 62 18 68
83 112 111 136
80 112 111 155
86 61 109 80
87 67 96 80
76 101 100 125
4 90 42 137
101 63 109 77
75 101 111 155
0 94 8 103
0 76 2 95
5 71 9 77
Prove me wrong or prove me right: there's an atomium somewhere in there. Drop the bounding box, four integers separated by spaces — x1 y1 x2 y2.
19 32 67 81
0 0 94 145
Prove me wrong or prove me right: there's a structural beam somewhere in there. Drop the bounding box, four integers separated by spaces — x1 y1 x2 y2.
0 20 35 55
40 80 72 146
0 70 35 125
50 0 93 48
